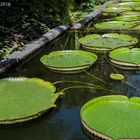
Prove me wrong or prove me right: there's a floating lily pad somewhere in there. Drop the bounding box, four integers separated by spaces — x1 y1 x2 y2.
103 7 132 14
95 21 136 30
0 77 61 124
121 0 140 2
109 47 140 70
81 95 140 140
40 50 98 73
79 33 138 52
109 73 125 80
117 2 140 6
133 25 140 30
132 7 140 10
122 11 140 16
114 15 140 22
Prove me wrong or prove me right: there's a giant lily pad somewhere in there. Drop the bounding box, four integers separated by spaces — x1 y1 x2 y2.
132 7 140 10
133 25 140 30
122 11 140 16
40 50 98 73
114 15 140 22
0 77 62 124
79 33 138 52
116 2 140 6
94 21 136 30
109 47 140 70
121 0 140 2
81 95 140 140
102 7 132 14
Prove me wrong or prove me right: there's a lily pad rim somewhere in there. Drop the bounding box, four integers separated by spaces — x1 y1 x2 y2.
109 47 140 65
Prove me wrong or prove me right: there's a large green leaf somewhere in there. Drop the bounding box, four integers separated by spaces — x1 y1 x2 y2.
122 11 140 16
121 0 140 1
102 7 132 14
81 95 140 140
0 77 61 124
133 25 140 30
94 21 136 30
109 48 140 69
116 2 140 6
40 50 98 73
79 33 138 52
114 15 140 22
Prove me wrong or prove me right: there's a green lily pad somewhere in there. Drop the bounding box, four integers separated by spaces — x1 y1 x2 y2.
0 77 62 124
132 7 140 10
122 11 140 16
103 7 132 14
40 50 98 73
94 21 136 30
81 95 140 140
109 47 140 69
109 73 125 80
122 0 140 1
79 33 138 52
117 2 140 6
133 25 140 29
114 15 140 22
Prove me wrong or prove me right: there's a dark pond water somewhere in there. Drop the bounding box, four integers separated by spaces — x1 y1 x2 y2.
1 14 140 140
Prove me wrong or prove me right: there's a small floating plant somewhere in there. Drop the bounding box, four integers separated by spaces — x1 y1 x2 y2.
81 95 140 140
40 50 98 73
79 33 138 52
109 73 125 80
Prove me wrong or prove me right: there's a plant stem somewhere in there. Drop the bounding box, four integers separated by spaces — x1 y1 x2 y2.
61 85 121 93
53 80 102 88
84 70 108 84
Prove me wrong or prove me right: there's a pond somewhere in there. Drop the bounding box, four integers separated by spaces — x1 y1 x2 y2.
1 6 140 140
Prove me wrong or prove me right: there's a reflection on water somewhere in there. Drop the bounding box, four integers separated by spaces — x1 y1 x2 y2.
1 15 140 140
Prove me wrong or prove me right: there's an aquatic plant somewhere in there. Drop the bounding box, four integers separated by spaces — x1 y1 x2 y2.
109 73 125 80
79 33 138 52
114 15 140 22
0 77 62 124
94 21 136 30
81 95 140 140
40 50 98 73
102 7 132 14
109 47 140 70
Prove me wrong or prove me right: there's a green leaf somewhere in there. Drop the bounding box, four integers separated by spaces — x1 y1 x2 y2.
0 77 61 124
121 0 140 2
114 15 140 22
109 73 125 80
117 2 140 6
79 33 138 52
81 95 140 139
122 11 140 16
103 7 132 14
95 21 136 30
40 50 98 73
109 47 140 69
